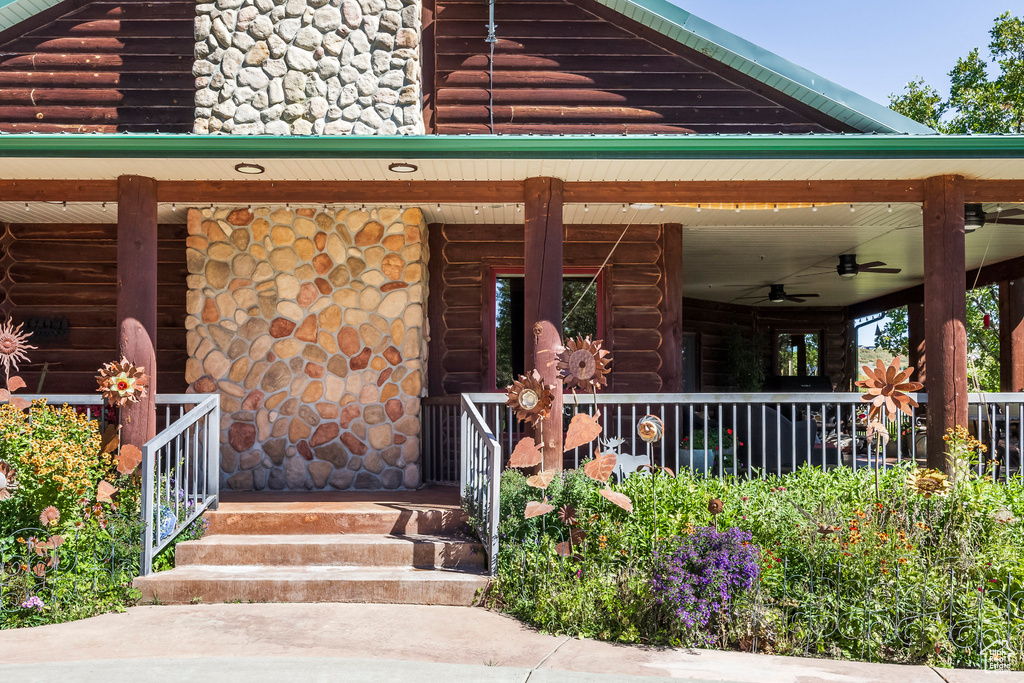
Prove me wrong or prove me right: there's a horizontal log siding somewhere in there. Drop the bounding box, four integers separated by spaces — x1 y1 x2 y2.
431 0 841 135
0 1 194 133
683 298 850 392
431 222 666 394
0 222 187 392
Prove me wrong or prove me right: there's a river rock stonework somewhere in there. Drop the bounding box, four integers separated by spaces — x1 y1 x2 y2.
194 0 423 135
185 206 427 491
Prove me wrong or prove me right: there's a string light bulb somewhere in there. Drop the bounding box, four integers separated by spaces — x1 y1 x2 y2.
171 203 177 212
474 206 479 215
62 202 67 212
102 202 107 212
696 204 702 212
811 204 817 212
659 205 665 212
24 203 29 212
734 204 740 213
887 204 892 213
773 204 778 212
850 204 855 213
584 204 589 212
621 204 627 213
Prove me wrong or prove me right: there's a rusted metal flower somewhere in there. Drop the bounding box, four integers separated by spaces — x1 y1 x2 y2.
39 506 60 527
906 468 951 498
96 357 150 407
0 461 17 500
505 370 553 425
708 498 724 515
856 356 922 422
637 414 664 443
0 319 35 374
557 504 577 526
556 335 611 392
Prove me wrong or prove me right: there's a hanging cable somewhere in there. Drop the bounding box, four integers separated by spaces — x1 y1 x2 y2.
486 0 497 134
563 209 639 324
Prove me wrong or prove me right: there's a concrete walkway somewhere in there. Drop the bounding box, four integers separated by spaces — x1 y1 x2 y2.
0 603 1016 682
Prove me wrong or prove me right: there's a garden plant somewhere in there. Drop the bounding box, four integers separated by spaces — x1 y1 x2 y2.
488 351 1024 670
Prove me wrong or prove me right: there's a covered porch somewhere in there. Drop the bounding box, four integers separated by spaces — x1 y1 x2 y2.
2 134 1024 490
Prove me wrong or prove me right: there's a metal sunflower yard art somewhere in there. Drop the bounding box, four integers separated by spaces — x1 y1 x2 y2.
906 468 951 498
96 357 150 407
557 335 611 392
505 370 553 426
0 319 35 408
856 355 922 497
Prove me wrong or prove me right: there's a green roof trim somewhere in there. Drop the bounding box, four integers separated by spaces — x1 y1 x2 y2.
592 0 935 136
0 0 62 34
0 133 1022 159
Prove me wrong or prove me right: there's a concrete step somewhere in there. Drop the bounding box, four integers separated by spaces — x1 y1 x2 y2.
205 505 468 536
174 534 484 569
133 565 489 606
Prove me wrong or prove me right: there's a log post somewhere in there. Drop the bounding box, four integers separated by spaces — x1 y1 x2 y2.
523 177 564 469
908 302 926 384
999 279 1024 392
117 175 158 447
657 223 683 392
922 175 967 471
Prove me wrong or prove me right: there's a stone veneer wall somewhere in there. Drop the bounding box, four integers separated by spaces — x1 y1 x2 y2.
194 0 422 135
185 206 427 491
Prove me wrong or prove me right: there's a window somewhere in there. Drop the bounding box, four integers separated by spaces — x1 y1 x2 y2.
776 332 820 377
494 271 601 389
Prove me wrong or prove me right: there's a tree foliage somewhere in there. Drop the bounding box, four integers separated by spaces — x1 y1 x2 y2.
881 12 1023 390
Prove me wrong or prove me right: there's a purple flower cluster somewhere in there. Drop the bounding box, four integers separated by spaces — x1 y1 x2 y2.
20 596 44 611
652 526 760 636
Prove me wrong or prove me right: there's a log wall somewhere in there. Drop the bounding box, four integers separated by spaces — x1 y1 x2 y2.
0 0 194 133
428 0 850 134
0 222 188 392
429 222 668 393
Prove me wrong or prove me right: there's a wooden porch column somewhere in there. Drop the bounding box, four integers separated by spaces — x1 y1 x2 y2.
117 175 158 447
657 223 683 391
523 177 564 469
999 279 1024 392
908 302 926 384
922 175 967 471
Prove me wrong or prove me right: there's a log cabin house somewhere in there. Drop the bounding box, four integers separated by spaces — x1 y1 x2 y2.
0 0 1023 493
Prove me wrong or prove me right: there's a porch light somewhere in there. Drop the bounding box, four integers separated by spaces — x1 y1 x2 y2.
964 204 985 233
234 162 265 175
388 162 418 173
768 285 786 303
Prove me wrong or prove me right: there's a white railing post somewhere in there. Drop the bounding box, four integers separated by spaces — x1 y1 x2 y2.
207 396 221 510
140 442 156 576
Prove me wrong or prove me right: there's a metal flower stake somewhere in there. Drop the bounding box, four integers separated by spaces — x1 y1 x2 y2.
855 356 922 498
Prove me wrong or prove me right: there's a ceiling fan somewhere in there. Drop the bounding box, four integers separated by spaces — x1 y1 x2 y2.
738 284 820 304
965 204 1024 231
799 254 902 279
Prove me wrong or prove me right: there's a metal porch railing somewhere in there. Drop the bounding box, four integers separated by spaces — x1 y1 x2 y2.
22 393 221 576
425 392 1024 573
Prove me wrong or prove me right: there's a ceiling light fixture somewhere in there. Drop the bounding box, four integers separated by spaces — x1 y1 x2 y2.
388 162 418 174
964 203 985 233
836 254 859 279
234 162 265 175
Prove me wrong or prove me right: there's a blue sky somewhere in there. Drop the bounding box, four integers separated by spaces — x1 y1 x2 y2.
676 1 1014 107
676 2 1016 345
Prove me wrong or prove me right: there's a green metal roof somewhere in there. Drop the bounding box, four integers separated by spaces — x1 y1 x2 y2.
592 0 935 135
0 133 1021 159
0 0 61 34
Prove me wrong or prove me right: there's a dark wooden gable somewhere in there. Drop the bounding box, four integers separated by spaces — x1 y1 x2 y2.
426 0 857 135
0 0 194 133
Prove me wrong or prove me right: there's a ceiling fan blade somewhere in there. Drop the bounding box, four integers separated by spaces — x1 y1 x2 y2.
987 208 1024 221
785 296 807 303
860 267 902 274
994 218 1024 226
786 293 819 299
794 272 826 278
857 261 887 269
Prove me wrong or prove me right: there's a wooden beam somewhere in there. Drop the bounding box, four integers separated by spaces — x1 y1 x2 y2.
117 175 158 447
563 180 924 204
922 175 967 471
964 180 1024 203
523 177 564 468
999 280 1024 392
0 179 118 202
426 222 446 396
908 302 925 384
657 223 683 391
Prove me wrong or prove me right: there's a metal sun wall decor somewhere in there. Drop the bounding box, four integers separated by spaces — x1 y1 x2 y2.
556 335 611 392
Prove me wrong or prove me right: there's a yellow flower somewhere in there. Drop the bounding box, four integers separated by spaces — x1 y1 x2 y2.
907 468 951 498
